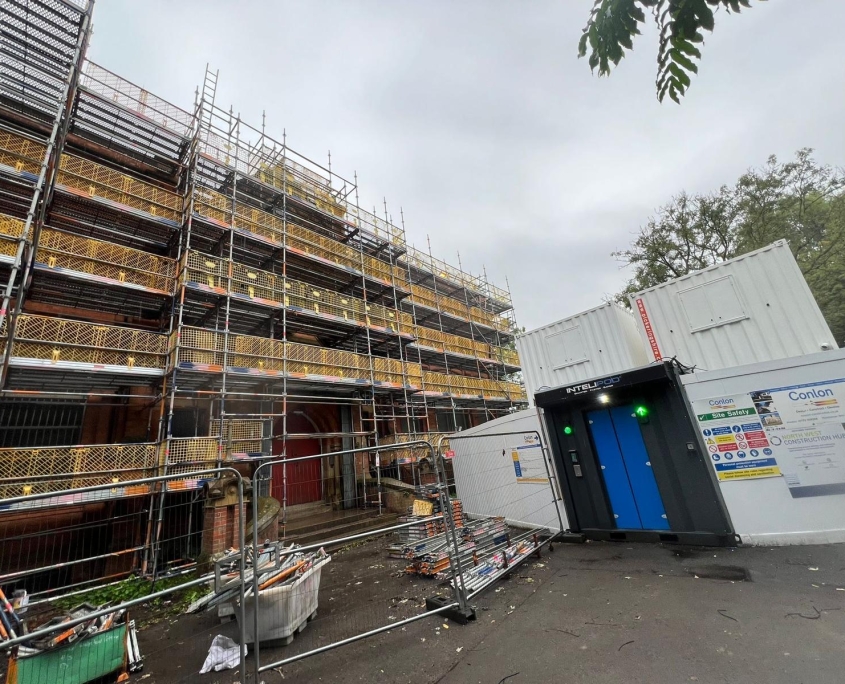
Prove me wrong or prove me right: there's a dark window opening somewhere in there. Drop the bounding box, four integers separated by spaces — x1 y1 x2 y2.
0 401 84 448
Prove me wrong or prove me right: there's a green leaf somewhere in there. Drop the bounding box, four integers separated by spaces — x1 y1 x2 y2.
588 22 599 50
618 32 634 50
671 36 702 59
669 83 680 103
697 4 715 31
670 48 699 73
580 0 763 102
578 33 589 58
658 75 671 102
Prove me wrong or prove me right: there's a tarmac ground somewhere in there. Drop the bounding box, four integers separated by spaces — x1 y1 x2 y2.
134 536 845 684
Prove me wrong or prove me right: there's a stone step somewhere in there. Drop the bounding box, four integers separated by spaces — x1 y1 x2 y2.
282 509 374 536
282 513 399 548
283 501 331 522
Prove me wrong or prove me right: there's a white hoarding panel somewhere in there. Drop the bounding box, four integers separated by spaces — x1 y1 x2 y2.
449 411 567 532
630 241 838 372
516 303 648 404
681 349 845 545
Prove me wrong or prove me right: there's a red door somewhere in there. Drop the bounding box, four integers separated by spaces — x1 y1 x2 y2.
271 414 323 506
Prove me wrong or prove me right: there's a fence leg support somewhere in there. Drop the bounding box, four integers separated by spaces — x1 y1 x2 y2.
425 595 476 625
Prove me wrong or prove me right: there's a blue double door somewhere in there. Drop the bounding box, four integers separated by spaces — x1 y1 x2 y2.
587 406 669 531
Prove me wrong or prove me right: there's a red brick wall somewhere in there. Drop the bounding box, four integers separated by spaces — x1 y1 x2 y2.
201 503 242 556
80 389 155 444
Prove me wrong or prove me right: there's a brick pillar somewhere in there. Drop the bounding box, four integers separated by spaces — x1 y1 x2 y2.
200 475 250 557
201 500 242 556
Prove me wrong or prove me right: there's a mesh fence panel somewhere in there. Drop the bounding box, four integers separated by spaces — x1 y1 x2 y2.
11 315 168 369
0 443 160 499
37 228 176 292
56 154 182 222
0 130 46 176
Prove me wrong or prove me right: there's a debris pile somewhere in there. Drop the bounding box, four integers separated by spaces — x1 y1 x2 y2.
0 588 22 645
186 543 330 614
397 517 510 576
390 510 550 596
2 596 142 676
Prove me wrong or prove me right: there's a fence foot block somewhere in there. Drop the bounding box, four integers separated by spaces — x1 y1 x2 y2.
426 595 476 625
558 532 587 544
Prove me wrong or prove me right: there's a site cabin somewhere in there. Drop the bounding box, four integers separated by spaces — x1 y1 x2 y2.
526 242 843 548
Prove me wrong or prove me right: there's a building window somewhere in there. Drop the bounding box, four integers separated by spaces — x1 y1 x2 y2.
436 412 469 433
399 417 426 434
0 401 84 448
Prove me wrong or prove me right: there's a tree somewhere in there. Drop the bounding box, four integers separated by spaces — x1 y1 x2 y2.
615 149 845 343
614 187 738 292
579 0 759 103
734 150 845 342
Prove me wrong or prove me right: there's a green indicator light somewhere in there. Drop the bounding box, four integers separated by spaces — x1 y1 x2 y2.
635 406 649 418
563 426 573 435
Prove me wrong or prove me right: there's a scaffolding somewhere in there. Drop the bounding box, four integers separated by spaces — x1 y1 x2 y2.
0 0 526 539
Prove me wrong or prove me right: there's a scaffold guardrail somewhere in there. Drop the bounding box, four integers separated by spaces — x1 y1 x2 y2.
403 244 512 310
0 214 24 261
79 60 194 139
193 187 402 285
422 370 525 400
210 419 264 454
2 131 184 225
0 129 45 177
7 314 169 371
56 153 182 223
0 442 160 500
37 228 177 293
182 250 414 335
175 325 519 397
378 432 451 461
408 284 511 332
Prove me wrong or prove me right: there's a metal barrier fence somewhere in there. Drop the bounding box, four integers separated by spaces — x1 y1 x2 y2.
0 432 564 681
248 440 470 676
439 430 566 598
0 467 248 683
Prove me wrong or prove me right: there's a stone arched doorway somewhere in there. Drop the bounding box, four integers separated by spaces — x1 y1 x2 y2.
271 412 322 506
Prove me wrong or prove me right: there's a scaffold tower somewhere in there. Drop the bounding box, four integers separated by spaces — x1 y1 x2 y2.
0 0 526 572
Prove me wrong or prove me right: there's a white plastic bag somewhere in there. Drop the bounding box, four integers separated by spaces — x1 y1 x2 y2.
200 634 245 674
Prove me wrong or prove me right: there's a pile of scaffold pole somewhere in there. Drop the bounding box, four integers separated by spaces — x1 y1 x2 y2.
400 517 510 577
449 527 549 596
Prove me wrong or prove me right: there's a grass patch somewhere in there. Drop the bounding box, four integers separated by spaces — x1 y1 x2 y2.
53 574 212 626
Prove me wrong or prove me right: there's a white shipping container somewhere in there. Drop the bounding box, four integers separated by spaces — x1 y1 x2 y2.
629 240 838 372
680 349 845 546
449 410 568 532
515 302 648 404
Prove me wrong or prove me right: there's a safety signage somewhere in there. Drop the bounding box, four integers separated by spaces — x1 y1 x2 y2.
714 457 780 481
511 443 548 484
693 378 845 496
692 395 780 481
511 452 523 478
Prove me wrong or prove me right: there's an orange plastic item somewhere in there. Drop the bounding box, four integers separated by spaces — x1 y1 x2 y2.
258 560 306 591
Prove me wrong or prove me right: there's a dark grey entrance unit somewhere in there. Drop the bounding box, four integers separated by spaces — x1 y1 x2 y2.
536 362 736 546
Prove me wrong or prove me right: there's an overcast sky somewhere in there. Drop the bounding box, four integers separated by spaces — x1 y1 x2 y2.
86 1 845 330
